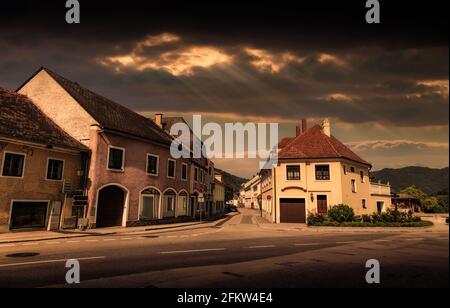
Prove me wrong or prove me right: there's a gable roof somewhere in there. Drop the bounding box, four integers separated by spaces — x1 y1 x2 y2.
278 124 371 167
28 68 173 146
0 87 88 151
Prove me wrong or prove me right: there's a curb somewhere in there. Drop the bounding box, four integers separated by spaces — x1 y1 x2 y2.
0 215 234 245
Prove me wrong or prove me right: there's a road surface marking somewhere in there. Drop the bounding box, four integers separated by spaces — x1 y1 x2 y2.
103 239 116 242
373 240 392 242
0 244 16 248
45 242 61 245
294 243 320 246
67 241 80 243
160 248 226 254
86 240 99 242
0 256 106 268
405 238 424 241
120 238 133 241
21 243 39 246
247 245 276 249
336 241 357 244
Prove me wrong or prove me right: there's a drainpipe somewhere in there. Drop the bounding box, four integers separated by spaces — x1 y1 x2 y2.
273 167 277 223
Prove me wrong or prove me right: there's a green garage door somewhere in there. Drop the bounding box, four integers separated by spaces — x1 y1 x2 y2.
10 202 48 230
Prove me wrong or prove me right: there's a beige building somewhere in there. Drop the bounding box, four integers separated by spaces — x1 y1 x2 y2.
0 88 88 232
213 171 225 214
260 119 392 223
242 175 261 209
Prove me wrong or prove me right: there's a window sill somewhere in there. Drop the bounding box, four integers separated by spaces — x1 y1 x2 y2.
107 169 125 173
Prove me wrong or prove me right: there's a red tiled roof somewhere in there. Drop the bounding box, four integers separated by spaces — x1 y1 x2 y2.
40 68 172 146
278 124 371 167
0 87 88 151
278 137 294 149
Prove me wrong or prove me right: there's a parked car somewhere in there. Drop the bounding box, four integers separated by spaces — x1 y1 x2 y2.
225 204 239 213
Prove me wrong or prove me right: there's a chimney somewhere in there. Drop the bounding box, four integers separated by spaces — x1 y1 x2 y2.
302 119 308 134
322 118 331 137
296 119 308 137
154 113 163 128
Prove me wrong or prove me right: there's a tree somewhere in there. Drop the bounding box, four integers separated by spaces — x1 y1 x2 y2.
400 185 427 201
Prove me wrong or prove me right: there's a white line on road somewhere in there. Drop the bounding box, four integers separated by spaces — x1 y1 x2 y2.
21 243 39 246
247 245 276 249
103 239 116 242
0 244 16 248
44 242 61 245
0 256 106 268
66 241 81 243
86 240 100 242
373 240 392 242
120 238 133 241
294 243 320 246
405 238 424 241
336 241 357 244
160 248 226 254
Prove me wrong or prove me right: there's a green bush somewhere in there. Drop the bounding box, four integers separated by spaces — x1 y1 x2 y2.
362 214 372 223
328 204 355 223
307 213 326 226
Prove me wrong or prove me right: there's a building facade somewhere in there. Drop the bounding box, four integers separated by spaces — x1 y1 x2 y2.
18 68 192 228
260 119 392 223
0 88 88 232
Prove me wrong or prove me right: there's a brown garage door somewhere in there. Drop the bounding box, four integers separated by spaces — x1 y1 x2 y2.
280 198 306 223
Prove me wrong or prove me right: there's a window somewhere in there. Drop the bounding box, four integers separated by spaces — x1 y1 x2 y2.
343 165 347 175
200 169 204 183
2 152 25 178
181 163 188 180
315 165 330 181
351 179 357 193
360 171 365 183
146 154 159 176
362 199 367 209
194 167 199 182
286 165 301 180
167 159 176 178
108 147 125 171
47 159 64 180
209 167 212 175
350 166 355 173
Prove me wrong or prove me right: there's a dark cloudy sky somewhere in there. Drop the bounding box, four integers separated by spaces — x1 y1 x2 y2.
1 0 448 177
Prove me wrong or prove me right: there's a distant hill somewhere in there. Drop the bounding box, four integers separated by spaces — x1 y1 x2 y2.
216 169 248 201
371 167 449 195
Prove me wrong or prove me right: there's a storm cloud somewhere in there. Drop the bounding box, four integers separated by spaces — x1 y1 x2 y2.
0 0 448 176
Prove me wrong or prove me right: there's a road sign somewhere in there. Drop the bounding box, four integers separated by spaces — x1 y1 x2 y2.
73 195 88 206
198 193 205 203
63 179 72 194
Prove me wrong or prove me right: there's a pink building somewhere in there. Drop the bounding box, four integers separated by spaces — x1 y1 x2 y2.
18 68 192 228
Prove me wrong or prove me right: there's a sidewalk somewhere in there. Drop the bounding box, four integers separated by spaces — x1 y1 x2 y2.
0 213 237 244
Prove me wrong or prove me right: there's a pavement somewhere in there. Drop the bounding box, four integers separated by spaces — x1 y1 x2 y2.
0 208 448 288
0 214 236 244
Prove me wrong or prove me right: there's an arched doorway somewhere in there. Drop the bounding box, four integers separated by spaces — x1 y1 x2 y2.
96 185 126 228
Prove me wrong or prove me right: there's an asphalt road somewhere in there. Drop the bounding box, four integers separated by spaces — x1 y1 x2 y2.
0 211 448 288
